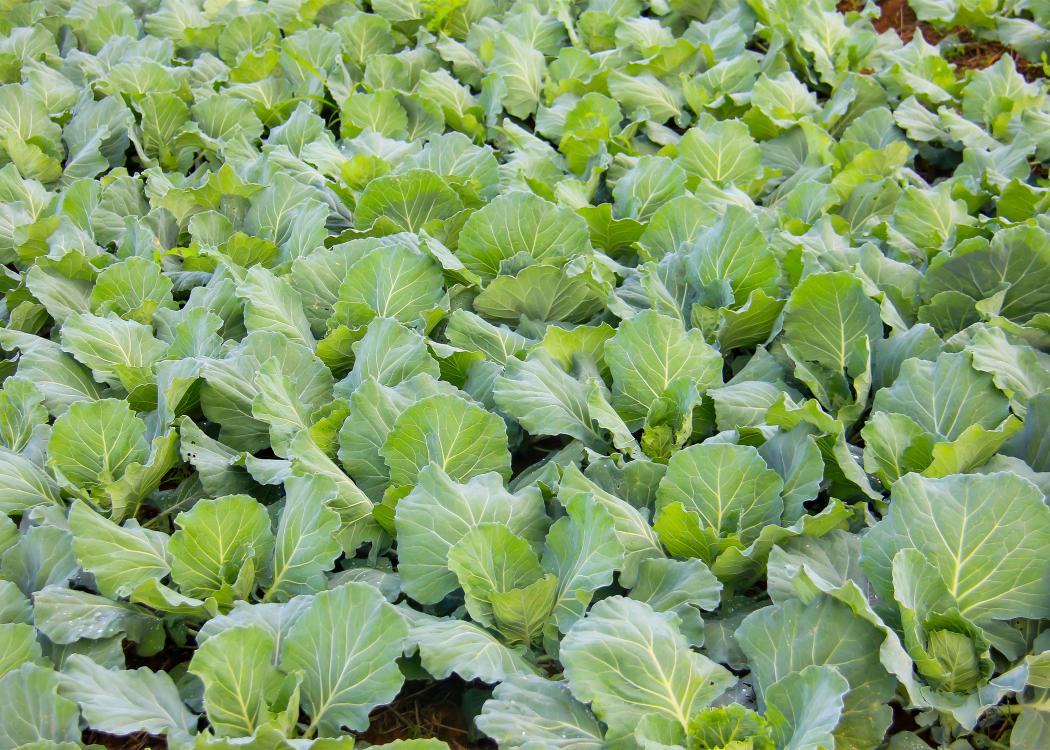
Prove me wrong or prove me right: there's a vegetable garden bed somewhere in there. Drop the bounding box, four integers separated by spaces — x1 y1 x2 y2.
0 0 1048 748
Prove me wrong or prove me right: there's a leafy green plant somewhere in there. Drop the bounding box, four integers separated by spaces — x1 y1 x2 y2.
0 0 1048 749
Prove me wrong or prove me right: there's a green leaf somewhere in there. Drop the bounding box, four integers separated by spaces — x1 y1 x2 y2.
656 443 784 543
687 205 780 306
737 596 896 750
677 114 762 187
477 675 605 750
0 664 80 750
872 351 1010 441
354 169 464 233
862 472 1050 623
2 526 78 597
0 448 63 515
606 310 722 428
89 256 176 324
0 377 47 453
59 312 167 390
628 557 720 646
395 466 548 605
490 35 545 119
334 243 445 327
382 393 511 486
279 583 407 735
473 264 607 324
0 331 103 416
489 574 559 646
542 492 624 632
33 587 162 647
765 665 850 750
448 523 544 628
558 465 664 588
168 494 275 601
261 475 341 602
188 624 283 737
48 398 150 488
402 609 537 683
235 265 315 347
334 318 439 396
494 350 604 446
457 192 590 278
783 271 882 375
0 623 46 678
68 500 170 599
58 655 197 737
561 596 734 742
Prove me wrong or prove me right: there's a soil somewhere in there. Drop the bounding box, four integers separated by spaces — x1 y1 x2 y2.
359 680 494 749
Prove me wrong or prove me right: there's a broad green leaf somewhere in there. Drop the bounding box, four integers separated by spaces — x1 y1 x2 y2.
0 377 47 453
542 493 624 632
687 205 780 305
0 664 80 750
737 596 896 749
334 318 439 396
59 312 167 389
0 623 46 678
757 427 823 523
395 466 548 604
402 609 537 683
494 350 604 446
89 256 176 324
0 448 62 515
861 472 1050 623
489 574 559 646
261 475 341 602
68 500 170 598
477 675 605 750
382 393 511 486
33 587 162 647
457 192 590 278
235 265 314 347
188 625 283 737
872 351 1010 441
48 398 149 488
354 169 464 233
656 443 784 543
169 494 275 600
490 35 545 119
251 355 332 457
197 597 314 657
0 331 103 416
448 523 544 628
783 272 882 375
58 655 196 737
558 465 664 588
338 377 419 499
473 264 607 324
2 526 78 597
605 310 722 428
765 665 850 750
561 596 734 742
628 557 720 646
964 326 1050 414
678 114 762 187
279 583 408 735
334 243 444 327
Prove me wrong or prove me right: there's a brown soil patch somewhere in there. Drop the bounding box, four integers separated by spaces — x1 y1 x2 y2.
83 731 167 749
358 681 495 749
